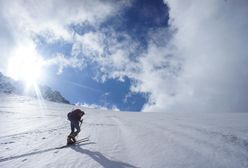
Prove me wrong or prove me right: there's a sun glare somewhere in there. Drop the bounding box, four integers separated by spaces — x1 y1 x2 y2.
7 45 44 87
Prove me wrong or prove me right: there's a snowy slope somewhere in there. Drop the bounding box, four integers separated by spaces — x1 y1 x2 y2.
0 72 70 104
0 94 248 168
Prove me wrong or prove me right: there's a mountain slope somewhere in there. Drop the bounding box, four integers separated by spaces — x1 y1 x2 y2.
0 72 70 104
0 94 248 168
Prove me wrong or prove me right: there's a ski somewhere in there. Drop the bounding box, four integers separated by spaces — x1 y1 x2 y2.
56 136 90 149
76 136 90 143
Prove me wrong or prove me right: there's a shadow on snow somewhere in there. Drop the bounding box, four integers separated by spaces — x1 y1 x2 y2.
70 145 139 168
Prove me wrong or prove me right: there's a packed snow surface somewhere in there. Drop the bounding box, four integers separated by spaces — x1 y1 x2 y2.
0 94 248 168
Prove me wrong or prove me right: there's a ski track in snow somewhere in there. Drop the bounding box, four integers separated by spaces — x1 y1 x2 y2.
0 94 248 168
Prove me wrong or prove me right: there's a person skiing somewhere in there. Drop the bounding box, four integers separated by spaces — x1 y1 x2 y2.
67 109 85 145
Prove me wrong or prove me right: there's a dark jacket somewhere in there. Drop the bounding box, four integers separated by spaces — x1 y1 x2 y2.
67 109 84 121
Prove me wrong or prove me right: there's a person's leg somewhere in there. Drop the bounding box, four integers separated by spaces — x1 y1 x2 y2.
70 122 75 133
67 121 76 145
69 121 80 143
74 121 81 135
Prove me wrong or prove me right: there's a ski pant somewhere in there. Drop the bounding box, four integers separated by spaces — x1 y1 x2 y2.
70 120 80 136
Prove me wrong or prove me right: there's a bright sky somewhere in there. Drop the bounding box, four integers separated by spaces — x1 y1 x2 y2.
0 0 248 112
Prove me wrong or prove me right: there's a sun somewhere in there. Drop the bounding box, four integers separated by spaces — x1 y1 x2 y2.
7 45 44 87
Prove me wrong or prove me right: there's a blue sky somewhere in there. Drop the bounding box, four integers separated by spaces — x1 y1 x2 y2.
33 0 169 111
1 0 248 112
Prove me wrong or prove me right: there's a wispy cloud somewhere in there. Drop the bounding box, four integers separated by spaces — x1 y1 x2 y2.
0 0 132 72
75 102 120 112
44 54 86 74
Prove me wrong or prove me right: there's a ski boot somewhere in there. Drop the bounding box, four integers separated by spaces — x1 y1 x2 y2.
67 132 77 145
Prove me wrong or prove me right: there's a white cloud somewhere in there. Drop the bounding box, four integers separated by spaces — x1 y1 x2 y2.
77 32 104 56
128 28 182 112
45 54 85 74
0 0 132 74
1 0 129 40
70 28 141 82
87 0 248 112
75 102 120 112
67 0 248 112
141 0 248 112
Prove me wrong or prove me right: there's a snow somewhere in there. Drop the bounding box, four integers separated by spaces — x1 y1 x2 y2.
0 72 70 104
0 94 248 168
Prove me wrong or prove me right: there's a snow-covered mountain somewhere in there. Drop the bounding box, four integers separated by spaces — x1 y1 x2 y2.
0 94 248 168
0 72 23 94
0 72 70 104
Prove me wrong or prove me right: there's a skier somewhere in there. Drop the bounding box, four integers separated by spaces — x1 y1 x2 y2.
67 109 85 145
